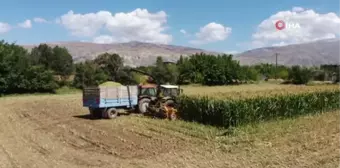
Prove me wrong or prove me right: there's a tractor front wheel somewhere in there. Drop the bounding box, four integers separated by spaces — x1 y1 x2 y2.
164 100 175 107
163 100 178 120
169 110 177 120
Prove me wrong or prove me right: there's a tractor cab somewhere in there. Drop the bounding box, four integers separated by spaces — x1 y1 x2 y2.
138 84 157 97
159 85 181 98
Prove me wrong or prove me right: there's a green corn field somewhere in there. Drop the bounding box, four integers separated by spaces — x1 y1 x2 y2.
178 89 340 128
182 84 339 100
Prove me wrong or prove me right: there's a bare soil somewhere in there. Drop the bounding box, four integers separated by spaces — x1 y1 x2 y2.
0 94 339 168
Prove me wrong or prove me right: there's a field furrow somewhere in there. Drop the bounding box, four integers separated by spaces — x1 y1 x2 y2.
0 85 339 167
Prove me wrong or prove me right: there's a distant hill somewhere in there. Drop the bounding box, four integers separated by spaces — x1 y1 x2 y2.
235 38 340 66
22 38 339 67
22 41 220 67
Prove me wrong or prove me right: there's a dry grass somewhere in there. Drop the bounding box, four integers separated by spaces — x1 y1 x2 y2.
0 93 339 168
182 83 340 99
216 111 340 167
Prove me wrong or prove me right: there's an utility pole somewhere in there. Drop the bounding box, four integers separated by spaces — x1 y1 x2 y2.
275 53 278 80
82 70 85 88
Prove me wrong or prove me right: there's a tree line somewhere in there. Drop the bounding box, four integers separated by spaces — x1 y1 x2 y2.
0 40 339 95
0 41 73 94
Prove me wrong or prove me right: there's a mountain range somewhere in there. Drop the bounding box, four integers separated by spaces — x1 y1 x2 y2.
22 38 339 67
22 41 219 67
234 38 339 66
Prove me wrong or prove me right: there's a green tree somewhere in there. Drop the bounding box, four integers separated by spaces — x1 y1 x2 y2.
0 40 58 94
51 46 74 78
94 53 124 81
311 69 325 81
23 66 58 92
177 53 243 85
73 61 108 89
240 66 260 82
288 65 312 84
29 44 54 69
165 63 179 84
334 66 340 83
0 40 30 93
151 57 169 84
177 56 196 84
202 56 226 85
29 44 74 82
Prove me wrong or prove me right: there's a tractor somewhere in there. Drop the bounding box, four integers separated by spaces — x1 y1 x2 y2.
82 66 182 120
130 68 182 120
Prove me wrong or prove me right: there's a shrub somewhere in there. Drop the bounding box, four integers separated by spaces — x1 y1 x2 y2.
288 65 312 84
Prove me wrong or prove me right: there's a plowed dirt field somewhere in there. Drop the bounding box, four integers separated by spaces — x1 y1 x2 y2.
0 94 338 168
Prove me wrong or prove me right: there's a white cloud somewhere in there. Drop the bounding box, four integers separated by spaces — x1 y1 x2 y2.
190 22 232 44
224 51 239 54
272 41 287 46
58 10 111 37
33 17 48 23
251 7 340 48
93 35 131 44
93 35 116 44
0 22 11 33
292 7 304 12
180 29 187 34
58 8 172 44
18 19 32 28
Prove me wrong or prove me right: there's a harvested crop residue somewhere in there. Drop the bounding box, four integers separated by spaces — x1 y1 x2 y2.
0 94 338 168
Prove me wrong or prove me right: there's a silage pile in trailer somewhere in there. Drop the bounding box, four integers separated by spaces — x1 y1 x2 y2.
99 81 122 87
178 89 340 128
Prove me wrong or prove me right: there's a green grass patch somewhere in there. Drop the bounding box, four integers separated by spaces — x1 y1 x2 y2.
0 86 81 98
55 86 81 94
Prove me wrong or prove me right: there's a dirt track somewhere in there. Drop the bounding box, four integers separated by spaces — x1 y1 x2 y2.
0 94 228 168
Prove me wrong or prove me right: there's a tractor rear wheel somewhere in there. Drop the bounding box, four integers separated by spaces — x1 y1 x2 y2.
138 98 151 114
103 108 118 119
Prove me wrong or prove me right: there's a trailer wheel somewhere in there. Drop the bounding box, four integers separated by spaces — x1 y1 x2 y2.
104 108 118 119
89 108 102 119
138 98 151 114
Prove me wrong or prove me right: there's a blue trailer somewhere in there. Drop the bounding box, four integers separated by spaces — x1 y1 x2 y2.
82 85 139 119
